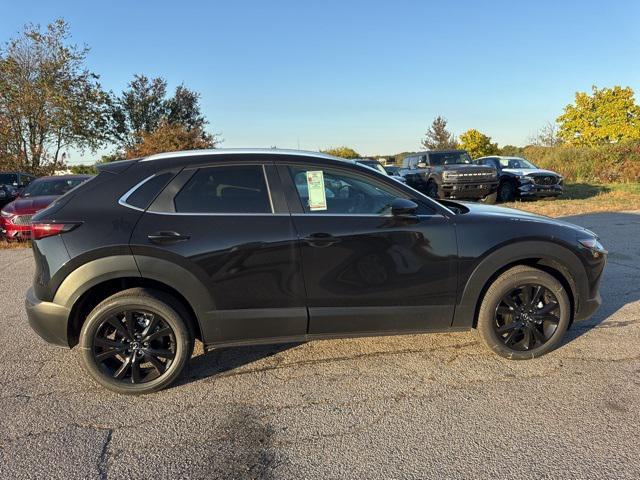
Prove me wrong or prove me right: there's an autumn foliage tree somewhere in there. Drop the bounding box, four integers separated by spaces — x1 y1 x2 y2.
125 121 215 158
458 129 499 158
0 19 110 171
111 74 217 158
557 85 640 146
321 146 361 159
421 116 457 150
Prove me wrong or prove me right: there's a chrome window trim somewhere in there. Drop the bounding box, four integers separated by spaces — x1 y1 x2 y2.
145 211 290 217
262 164 275 213
118 174 158 212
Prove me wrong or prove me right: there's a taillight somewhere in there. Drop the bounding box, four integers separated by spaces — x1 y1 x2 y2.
30 222 80 240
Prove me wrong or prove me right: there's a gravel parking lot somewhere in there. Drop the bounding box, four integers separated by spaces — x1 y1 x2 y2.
0 211 639 480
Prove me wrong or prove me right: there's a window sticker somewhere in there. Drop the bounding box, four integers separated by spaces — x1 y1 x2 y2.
306 170 327 211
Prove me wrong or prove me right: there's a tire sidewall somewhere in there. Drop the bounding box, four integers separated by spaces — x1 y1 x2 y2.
79 295 192 394
478 269 570 359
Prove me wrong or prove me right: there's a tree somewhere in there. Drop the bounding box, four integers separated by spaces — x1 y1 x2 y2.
110 75 215 154
458 129 499 158
124 121 216 158
321 146 361 159
421 116 457 150
530 121 563 147
557 85 640 146
0 19 110 171
499 145 524 156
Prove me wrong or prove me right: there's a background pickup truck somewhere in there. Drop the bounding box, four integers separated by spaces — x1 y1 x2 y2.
397 150 499 201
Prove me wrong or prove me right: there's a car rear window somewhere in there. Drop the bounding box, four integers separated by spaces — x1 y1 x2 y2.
127 172 177 210
173 165 272 214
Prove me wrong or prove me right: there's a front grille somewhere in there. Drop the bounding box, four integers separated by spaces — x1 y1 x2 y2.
12 214 33 225
532 175 558 185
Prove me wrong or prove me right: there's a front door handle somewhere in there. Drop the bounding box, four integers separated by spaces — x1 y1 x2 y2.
147 231 191 244
303 232 341 248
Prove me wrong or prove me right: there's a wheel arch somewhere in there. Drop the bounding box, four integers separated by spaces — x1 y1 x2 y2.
54 255 212 347
452 241 586 329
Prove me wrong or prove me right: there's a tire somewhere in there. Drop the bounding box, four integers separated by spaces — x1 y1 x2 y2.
78 288 194 394
498 180 516 202
425 181 439 199
481 191 498 204
476 266 570 360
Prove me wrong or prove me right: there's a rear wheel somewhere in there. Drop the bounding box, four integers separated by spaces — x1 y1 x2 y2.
476 266 570 359
78 288 193 394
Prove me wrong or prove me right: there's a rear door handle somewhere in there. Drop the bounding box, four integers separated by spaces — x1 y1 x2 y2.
303 232 341 248
147 231 191 244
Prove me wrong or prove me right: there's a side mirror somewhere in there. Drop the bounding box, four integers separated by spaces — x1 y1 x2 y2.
391 198 418 217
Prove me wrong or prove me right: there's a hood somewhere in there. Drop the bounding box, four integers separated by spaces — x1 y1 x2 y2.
2 195 59 215
502 168 560 176
449 201 596 237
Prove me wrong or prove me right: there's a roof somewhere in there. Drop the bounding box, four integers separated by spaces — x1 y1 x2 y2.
140 148 348 163
407 150 468 155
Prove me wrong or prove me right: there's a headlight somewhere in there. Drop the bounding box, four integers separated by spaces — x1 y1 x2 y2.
1 210 13 218
519 175 533 183
579 238 607 257
443 172 459 180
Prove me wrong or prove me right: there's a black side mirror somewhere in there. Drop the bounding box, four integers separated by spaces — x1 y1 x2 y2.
391 198 418 217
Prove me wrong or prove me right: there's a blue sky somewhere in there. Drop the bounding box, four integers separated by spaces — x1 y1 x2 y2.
2 0 639 162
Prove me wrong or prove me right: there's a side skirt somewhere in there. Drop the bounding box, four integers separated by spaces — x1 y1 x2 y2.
203 326 472 352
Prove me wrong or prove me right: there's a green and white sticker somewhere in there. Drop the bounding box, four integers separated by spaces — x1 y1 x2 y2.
306 170 327 211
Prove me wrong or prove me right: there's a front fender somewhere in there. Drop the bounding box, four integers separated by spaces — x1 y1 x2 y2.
451 241 587 328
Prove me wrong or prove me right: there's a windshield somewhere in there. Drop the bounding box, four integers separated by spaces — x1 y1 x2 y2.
21 177 87 197
429 152 473 166
0 174 18 185
357 161 387 175
500 157 538 169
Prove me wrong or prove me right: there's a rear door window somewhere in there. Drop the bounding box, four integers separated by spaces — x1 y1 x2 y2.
173 165 272 214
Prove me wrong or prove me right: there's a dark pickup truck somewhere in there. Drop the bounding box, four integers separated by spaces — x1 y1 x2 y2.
397 150 498 201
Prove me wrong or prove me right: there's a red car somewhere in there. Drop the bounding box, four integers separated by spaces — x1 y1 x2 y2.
1 175 92 241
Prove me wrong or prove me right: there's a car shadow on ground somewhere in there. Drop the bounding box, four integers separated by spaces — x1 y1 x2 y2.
179 342 301 386
558 211 640 345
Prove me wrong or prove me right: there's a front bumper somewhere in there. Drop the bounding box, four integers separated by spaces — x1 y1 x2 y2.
574 291 602 322
519 183 563 198
442 181 498 199
25 287 71 347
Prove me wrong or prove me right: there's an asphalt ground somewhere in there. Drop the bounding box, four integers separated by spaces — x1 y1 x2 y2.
0 211 639 479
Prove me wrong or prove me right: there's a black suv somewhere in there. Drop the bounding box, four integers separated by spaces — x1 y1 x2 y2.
476 156 564 202
26 149 606 394
398 150 498 201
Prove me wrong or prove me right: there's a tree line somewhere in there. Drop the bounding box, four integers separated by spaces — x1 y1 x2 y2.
0 19 217 173
1 19 639 177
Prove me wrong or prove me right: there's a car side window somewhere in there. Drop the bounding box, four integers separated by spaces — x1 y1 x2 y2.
174 165 272 214
288 166 399 215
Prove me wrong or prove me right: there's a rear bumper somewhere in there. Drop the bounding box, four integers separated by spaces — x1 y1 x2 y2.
25 287 70 347
1 221 31 241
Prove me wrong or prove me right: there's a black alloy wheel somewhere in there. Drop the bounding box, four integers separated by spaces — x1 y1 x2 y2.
476 265 570 359
79 288 193 394
493 284 560 351
92 310 176 384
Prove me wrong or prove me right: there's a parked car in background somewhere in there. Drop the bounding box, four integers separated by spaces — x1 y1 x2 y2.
0 184 19 207
25 149 605 394
1 175 92 241
356 159 406 183
476 156 564 202
397 150 498 201
0 171 37 190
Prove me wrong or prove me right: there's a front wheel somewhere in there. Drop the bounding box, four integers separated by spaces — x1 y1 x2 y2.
476 266 570 359
78 288 194 394
498 181 516 202
425 181 439 199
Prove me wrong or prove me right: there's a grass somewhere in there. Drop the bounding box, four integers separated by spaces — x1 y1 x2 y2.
503 183 640 218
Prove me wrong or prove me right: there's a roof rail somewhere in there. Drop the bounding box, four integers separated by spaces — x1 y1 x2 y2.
140 148 344 162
